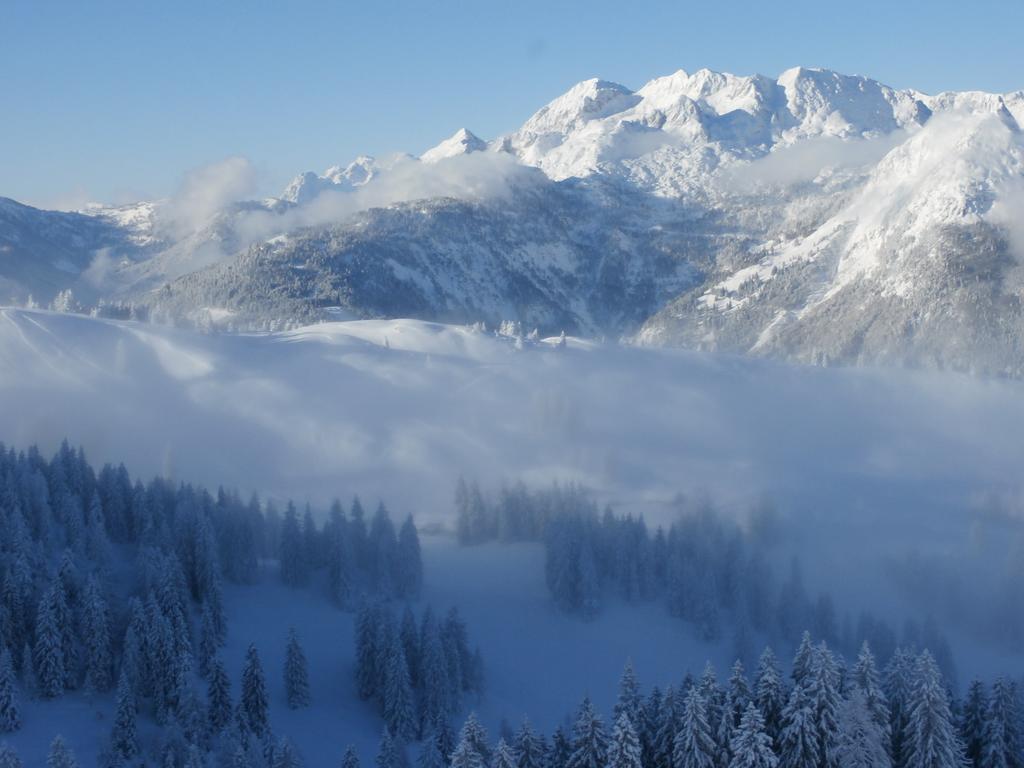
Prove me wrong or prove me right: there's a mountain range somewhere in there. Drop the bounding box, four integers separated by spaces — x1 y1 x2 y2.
3 65 1024 374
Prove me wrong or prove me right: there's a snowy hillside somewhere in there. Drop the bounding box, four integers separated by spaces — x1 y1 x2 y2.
4 307 1024 612
2 307 1024 768
3 66 1024 374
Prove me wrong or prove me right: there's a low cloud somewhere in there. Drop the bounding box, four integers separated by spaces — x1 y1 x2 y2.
236 150 542 244
82 247 117 290
719 132 909 192
159 156 258 238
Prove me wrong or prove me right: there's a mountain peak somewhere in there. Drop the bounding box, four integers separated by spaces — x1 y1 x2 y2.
420 128 487 163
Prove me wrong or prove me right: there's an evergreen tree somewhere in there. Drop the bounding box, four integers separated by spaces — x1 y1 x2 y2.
18 643 35 700
755 648 785 750
961 681 988 768
371 503 399 597
0 649 19 733
729 705 777 768
886 649 914 768
609 714 643 768
904 652 965 768
274 738 303 768
835 689 891 768
566 696 608 768
791 634 814 691
382 629 416 740
47 736 77 768
656 685 680 768
355 602 380 701
643 687 665 768
463 712 493 764
81 576 112 692
614 661 643 732
110 669 138 761
853 642 891 749
327 503 353 610
780 684 819 768
342 746 362 768
729 662 753 727
208 656 233 735
806 644 841 768
400 607 420 688
240 644 270 739
0 744 21 768
279 503 308 587
417 736 445 768
493 740 518 768
675 687 717 768
198 604 218 680
284 629 311 710
34 585 65 699
982 679 1020 768
377 728 401 768
396 516 423 600
549 727 572 768
513 719 545 768
418 611 449 734
452 735 486 768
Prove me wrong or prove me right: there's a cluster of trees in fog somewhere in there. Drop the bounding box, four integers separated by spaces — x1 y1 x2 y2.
456 480 956 681
277 496 423 608
356 630 1018 768
0 440 426 767
355 602 484 742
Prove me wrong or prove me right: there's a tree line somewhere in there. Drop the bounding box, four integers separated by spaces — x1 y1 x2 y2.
0 439 426 767
454 479 955 680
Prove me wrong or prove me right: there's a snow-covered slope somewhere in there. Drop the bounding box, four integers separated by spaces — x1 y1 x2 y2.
3 66 1024 374
5 307 1024 523
421 128 487 163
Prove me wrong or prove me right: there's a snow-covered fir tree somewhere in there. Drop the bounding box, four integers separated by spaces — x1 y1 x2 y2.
81 575 112 692
47 736 77 768
396 515 423 599
279 502 308 588
0 649 19 733
835 689 891 768
566 696 609 768
110 669 138 761
675 686 717 768
729 704 777 768
904 652 965 768
780 682 819 768
852 643 891 750
34 584 66 699
378 728 404 768
493 739 518 768
382 625 416 740
273 738 304 768
806 644 841 768
609 713 643 768
614 661 643 733
0 744 22 768
342 745 362 768
755 648 785 750
208 656 233 735
981 678 1020 768
961 681 988 768
513 719 545 768
417 734 445 768
284 628 311 710
240 644 270 739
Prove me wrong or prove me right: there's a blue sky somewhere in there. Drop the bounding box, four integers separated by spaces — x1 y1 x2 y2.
3 0 1022 208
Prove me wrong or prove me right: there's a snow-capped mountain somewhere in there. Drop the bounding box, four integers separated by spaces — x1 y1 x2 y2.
421 128 487 163
3 65 1024 374
280 155 380 205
